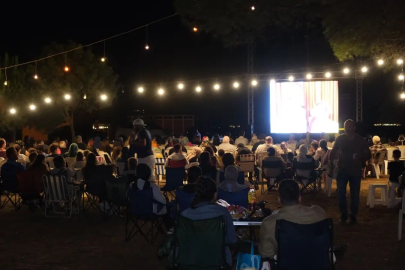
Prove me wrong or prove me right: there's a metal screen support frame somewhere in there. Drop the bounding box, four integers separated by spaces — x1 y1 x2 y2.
247 43 254 135
355 71 363 123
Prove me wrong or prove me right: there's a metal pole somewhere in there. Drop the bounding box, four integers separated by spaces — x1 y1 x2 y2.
247 43 254 135
355 70 363 123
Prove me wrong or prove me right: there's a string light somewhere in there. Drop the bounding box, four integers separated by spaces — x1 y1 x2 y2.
145 25 149 50
361 66 368 73
306 73 313 80
9 108 16 114
177 83 184 90
29 104 36 111
64 94 71 100
343 68 350 74
214 83 220 90
288 76 294 81
44 97 51 103
34 74 38 79
233 82 240 88
399 74 405 81
397 59 403 65
193 27 198 32
101 57 106 62
4 69 7 85
158 88 164 95
251 80 258 86
138 87 144 93
145 45 149 50
195 86 202 92
325 72 332 78
33 61 38 79
377 59 384 66
64 66 69 72
83 94 87 99
101 40 106 62
4 81 7 86
100 94 107 100
251 6 255 10
401 92 405 99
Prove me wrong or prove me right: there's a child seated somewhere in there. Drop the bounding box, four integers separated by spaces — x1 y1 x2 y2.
217 149 225 168
388 150 405 184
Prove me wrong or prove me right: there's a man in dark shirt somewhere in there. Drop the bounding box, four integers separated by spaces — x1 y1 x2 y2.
388 150 405 183
236 143 252 160
252 134 266 153
1 147 25 192
75 136 87 151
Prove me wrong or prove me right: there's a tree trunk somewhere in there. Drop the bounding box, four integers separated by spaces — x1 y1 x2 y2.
69 113 75 143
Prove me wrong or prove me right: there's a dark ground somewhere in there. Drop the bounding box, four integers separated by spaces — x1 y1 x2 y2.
0 176 404 270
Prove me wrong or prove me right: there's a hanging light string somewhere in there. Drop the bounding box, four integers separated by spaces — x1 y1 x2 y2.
4 69 8 85
145 25 149 50
0 13 178 70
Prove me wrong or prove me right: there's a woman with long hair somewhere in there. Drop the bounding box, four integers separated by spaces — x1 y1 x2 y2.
181 176 236 267
65 143 79 158
199 152 217 179
187 147 202 163
27 154 48 172
82 152 97 181
204 146 217 167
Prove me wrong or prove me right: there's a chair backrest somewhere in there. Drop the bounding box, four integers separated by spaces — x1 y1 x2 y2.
127 186 153 217
239 154 255 162
175 215 226 269
105 175 128 205
375 149 387 163
237 171 245 185
238 162 255 173
74 169 83 182
43 174 71 202
45 157 55 169
17 170 45 196
116 162 126 176
217 188 249 208
276 218 334 270
164 167 185 191
65 157 76 168
175 189 195 214
86 173 108 197
256 151 268 166
155 158 167 175
262 159 283 169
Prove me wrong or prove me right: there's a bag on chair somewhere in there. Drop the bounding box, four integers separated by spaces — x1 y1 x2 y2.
236 241 261 270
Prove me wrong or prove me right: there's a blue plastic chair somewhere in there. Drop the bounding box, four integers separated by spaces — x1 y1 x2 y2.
161 167 185 199
175 189 195 214
217 188 249 208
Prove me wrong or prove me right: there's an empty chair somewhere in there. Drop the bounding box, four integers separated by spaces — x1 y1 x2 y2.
217 188 249 208
175 188 195 214
161 167 185 199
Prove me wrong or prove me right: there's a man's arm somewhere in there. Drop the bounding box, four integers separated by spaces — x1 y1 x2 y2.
259 219 276 259
329 137 341 160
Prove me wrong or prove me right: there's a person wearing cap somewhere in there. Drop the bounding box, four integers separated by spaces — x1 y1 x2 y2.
129 118 155 182
369 135 384 156
218 165 248 193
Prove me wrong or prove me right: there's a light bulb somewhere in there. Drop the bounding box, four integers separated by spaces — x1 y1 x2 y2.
64 66 69 72
251 80 258 86
233 82 240 88
196 86 202 92
397 59 403 65
158 88 164 95
288 76 294 81
100 94 107 101
325 72 332 78
138 87 144 93
9 108 16 114
45 97 51 103
306 73 313 79
343 68 350 74
401 92 405 99
377 59 384 66
29 104 36 111
4 81 7 86
214 84 220 90
101 57 106 62
34 74 38 79
193 27 198 32
361 66 368 73
64 94 71 100
399 74 405 81
145 44 149 50
251 6 255 10
177 83 184 90
83 94 87 99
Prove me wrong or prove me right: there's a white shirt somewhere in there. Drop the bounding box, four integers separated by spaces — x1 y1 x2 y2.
235 136 248 147
217 143 237 153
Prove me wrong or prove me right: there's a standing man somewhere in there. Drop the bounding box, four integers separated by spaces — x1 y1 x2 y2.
330 119 370 224
129 118 155 182
235 130 248 146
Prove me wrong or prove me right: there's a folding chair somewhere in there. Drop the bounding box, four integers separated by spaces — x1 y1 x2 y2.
116 162 126 176
126 187 165 243
217 188 249 208
276 218 334 270
0 174 22 211
238 154 255 182
175 189 195 214
17 170 45 211
261 159 284 193
43 174 79 218
104 175 128 219
155 158 167 185
83 173 107 211
172 215 227 270
161 167 185 199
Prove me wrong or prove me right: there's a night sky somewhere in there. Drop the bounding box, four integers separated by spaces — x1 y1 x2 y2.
1 0 403 138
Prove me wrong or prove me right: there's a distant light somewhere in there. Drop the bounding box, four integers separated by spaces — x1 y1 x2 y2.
83 94 87 99
343 68 350 74
361 66 368 73
34 74 38 79
9 108 16 114
401 92 405 99
251 80 258 86
177 83 184 90
138 87 144 93
306 73 313 80
270 79 275 83
158 88 164 95
4 81 7 86
100 94 107 101
44 97 51 103
214 84 220 90
101 57 106 62
193 27 198 32
233 82 240 88
399 74 405 81
196 86 202 92
288 76 294 81
145 44 149 50
325 72 332 78
377 59 384 66
64 66 69 72
397 59 403 65
29 104 36 111
64 94 71 100
251 6 255 10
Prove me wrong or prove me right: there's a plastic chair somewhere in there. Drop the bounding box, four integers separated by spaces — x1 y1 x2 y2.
388 181 401 208
173 215 227 269
372 149 387 179
116 162 126 176
276 218 334 270
175 189 195 214
367 183 388 208
161 167 185 199
217 188 249 208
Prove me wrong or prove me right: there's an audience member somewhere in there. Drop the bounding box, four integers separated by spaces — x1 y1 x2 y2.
72 152 85 169
218 165 247 192
309 140 319 156
27 153 48 172
296 134 309 150
217 136 237 153
199 152 217 179
212 134 221 146
123 157 138 176
259 179 327 261
101 139 112 155
370 135 384 156
51 156 74 182
111 147 121 165
65 143 79 158
179 166 202 193
27 152 38 169
279 142 292 155
179 134 190 146
287 134 297 152
116 146 129 170
1 147 25 191
168 139 187 155
217 149 225 168
187 147 203 163
82 153 98 181
252 134 266 153
48 144 60 158
181 176 237 266
388 150 405 185
315 139 329 166
59 140 68 154
262 147 286 182
256 136 277 161
83 150 90 159
0 139 7 159
200 137 217 153
165 144 189 168
14 144 29 166
204 146 217 166
235 130 248 146
76 136 87 150
292 145 316 179
250 133 258 145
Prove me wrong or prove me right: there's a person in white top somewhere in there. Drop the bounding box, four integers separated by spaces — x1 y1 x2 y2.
279 142 292 156
217 136 237 153
256 136 278 160
235 130 248 146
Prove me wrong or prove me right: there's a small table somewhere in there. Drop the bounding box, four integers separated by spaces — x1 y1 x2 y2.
233 220 262 241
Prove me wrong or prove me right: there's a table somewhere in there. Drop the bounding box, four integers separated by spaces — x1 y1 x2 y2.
233 220 262 241
233 220 262 226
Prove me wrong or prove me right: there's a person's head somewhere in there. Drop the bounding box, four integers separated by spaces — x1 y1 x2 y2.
136 163 151 181
237 143 245 149
258 134 266 141
222 136 230 144
218 149 225 157
59 141 67 149
53 156 65 169
289 134 295 141
267 147 276 156
399 134 405 141
199 152 211 166
29 152 38 163
133 118 146 133
372 136 381 145
298 144 308 158
173 138 180 145
87 139 94 148
393 149 401 160
120 146 129 158
49 144 58 154
252 133 257 137
239 130 245 137
205 146 215 157
213 134 221 145
188 166 202 184
280 142 287 150
68 143 78 157
6 147 17 161
75 135 83 143
190 176 217 208
319 139 328 152
278 179 300 206
344 119 356 136
85 153 97 167
222 153 235 169
14 144 21 154
265 136 273 145
76 151 84 161
32 154 46 168
83 150 90 158
287 152 294 161
224 165 239 182
310 140 319 152
173 144 182 154
128 157 138 171
0 139 6 149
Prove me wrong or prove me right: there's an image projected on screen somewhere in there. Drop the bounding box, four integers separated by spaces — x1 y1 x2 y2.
270 81 339 133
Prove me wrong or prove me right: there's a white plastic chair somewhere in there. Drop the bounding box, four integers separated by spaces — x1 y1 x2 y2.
388 181 401 208
367 183 388 208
